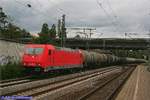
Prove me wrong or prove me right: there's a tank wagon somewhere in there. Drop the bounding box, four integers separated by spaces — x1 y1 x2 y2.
22 44 146 72
80 50 120 67
124 57 147 64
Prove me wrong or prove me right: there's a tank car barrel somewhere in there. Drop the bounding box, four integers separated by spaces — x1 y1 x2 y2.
80 50 146 68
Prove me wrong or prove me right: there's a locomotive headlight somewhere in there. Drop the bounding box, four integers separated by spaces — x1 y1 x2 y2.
24 63 26 65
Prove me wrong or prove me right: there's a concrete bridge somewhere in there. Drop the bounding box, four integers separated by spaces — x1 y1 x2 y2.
1 38 149 50
60 38 150 50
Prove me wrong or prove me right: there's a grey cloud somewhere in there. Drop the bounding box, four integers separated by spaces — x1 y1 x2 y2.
1 0 150 38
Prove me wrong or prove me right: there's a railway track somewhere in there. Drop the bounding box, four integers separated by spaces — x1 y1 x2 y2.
0 66 118 88
19 67 119 97
33 66 123 100
0 65 136 100
0 76 31 87
0 76 30 83
78 67 135 100
51 65 135 100
0 68 95 88
1 66 121 97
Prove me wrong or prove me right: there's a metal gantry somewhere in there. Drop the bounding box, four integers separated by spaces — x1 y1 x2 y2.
67 27 96 50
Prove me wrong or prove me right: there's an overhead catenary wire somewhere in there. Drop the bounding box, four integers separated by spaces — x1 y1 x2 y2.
96 0 125 37
106 0 117 19
106 0 124 37
96 0 111 19
106 0 121 26
96 0 118 27
96 33 104 38
106 0 150 38
96 0 119 31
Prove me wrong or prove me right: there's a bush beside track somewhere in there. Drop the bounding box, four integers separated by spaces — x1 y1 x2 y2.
0 63 25 80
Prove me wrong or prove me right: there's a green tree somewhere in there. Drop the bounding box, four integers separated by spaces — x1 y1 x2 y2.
1 23 23 39
33 23 58 45
21 29 31 38
0 7 8 28
41 23 49 34
0 7 31 40
8 23 21 39
37 23 49 43
49 24 56 39
0 7 8 37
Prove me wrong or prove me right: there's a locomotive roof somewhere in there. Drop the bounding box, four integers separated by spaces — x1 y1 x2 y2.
25 44 55 50
55 46 79 52
25 44 78 52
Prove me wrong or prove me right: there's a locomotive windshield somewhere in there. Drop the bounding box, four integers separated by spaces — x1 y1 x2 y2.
25 48 44 55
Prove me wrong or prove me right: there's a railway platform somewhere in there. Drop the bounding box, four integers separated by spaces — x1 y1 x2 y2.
115 64 150 100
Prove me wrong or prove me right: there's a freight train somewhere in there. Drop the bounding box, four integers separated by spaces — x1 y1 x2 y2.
22 44 146 72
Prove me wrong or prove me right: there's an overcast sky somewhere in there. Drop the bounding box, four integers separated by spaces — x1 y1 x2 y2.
1 0 150 38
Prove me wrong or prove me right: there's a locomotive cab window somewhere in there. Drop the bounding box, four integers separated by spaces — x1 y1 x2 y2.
48 50 51 55
26 48 44 55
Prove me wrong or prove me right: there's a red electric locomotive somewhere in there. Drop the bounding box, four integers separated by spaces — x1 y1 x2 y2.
22 44 83 72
